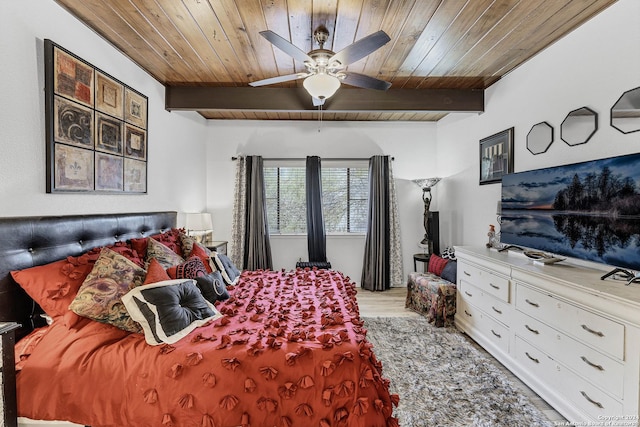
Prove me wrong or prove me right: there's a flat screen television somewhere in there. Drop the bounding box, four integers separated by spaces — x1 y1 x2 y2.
501 152 640 271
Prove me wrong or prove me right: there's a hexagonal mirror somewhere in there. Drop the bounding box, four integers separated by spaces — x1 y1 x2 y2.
611 86 640 134
527 122 554 155
561 107 598 146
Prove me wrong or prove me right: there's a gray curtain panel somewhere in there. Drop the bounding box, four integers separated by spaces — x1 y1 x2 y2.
243 155 273 270
231 155 272 270
305 156 327 263
361 155 391 291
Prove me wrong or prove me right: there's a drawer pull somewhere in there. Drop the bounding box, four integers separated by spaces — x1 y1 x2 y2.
525 324 540 335
463 270 471 277
492 306 502 314
581 356 604 371
465 291 473 297
525 352 539 364
525 299 539 308
464 310 472 317
580 391 604 409
489 283 500 290
581 324 604 337
491 329 501 338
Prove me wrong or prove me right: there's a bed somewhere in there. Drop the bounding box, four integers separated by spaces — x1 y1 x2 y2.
0 212 397 427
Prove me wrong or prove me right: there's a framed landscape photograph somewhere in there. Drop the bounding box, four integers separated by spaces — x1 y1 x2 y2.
45 39 147 193
479 127 514 185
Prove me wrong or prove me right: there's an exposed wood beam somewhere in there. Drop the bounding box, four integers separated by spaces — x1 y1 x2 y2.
165 86 484 113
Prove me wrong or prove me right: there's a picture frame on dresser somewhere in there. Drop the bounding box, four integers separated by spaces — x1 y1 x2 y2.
44 39 148 194
479 127 514 185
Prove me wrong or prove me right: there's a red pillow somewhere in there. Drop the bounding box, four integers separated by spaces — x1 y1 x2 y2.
166 256 208 280
143 258 172 285
130 229 184 258
189 243 213 273
11 254 95 326
427 254 449 276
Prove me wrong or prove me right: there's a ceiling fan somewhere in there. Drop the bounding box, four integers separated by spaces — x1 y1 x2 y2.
249 26 392 105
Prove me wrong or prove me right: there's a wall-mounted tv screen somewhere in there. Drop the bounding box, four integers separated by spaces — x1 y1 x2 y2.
501 152 640 271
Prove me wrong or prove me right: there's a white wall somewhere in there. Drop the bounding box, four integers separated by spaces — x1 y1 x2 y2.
0 1 208 218
205 120 438 282
436 0 640 248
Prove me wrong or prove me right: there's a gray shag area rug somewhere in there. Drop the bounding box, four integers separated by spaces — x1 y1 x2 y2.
363 316 554 427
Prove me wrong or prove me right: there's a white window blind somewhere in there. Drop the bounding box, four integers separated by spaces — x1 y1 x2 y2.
264 160 369 235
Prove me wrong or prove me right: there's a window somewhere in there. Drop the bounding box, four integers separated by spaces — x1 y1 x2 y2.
264 161 369 235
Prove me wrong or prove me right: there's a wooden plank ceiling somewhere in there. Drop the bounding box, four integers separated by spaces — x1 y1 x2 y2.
54 0 616 121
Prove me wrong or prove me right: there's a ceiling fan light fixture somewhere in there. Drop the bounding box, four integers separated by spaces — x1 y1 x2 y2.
303 73 341 100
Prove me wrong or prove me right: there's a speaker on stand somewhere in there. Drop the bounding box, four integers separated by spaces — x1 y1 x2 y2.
428 211 440 255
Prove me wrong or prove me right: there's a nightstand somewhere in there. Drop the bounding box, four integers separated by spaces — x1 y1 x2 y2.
1 322 20 427
206 241 228 255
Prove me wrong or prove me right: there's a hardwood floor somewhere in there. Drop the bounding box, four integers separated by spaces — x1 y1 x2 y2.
355 286 566 424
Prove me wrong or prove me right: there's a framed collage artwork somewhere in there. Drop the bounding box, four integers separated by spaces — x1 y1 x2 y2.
45 39 148 193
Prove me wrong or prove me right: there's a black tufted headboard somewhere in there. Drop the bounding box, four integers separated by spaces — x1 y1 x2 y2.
0 211 177 340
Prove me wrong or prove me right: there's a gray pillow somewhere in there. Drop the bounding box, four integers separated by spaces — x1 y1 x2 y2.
195 271 230 303
122 279 221 345
440 260 457 284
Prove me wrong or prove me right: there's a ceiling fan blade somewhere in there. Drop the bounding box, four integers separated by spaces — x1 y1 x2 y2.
340 72 392 91
259 30 315 64
312 97 326 107
329 30 391 67
249 73 309 87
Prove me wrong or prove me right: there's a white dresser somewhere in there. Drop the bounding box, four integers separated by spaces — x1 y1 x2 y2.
454 246 640 423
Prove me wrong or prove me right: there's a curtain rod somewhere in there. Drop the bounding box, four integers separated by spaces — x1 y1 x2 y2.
231 156 394 161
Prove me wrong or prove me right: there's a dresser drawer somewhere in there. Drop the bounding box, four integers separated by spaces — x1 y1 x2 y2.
458 260 510 303
514 336 556 384
556 361 624 421
459 280 511 326
515 284 624 360
515 336 623 421
458 299 510 354
514 312 624 398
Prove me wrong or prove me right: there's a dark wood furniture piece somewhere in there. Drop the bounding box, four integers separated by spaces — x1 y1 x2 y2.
206 240 228 255
1 322 20 427
413 253 430 272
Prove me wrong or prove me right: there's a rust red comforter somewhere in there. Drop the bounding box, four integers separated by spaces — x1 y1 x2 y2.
17 268 398 427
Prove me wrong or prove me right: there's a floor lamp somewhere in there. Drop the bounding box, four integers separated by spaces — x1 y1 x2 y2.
412 178 441 254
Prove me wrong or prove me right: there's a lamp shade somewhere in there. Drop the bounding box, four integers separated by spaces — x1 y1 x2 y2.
184 213 213 231
412 177 441 190
303 73 341 100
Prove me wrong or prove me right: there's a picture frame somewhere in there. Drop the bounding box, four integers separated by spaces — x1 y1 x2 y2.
479 127 514 185
45 39 148 193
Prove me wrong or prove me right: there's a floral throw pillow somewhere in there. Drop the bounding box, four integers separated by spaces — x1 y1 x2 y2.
69 247 146 333
145 237 184 269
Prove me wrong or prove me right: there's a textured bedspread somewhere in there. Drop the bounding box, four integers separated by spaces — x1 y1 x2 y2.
17 268 398 427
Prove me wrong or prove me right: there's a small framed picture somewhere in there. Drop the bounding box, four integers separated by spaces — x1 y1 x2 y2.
124 158 147 193
124 124 147 160
53 47 94 107
124 88 147 128
95 112 123 155
53 143 94 191
95 71 124 119
54 95 94 148
479 127 514 185
95 152 124 191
